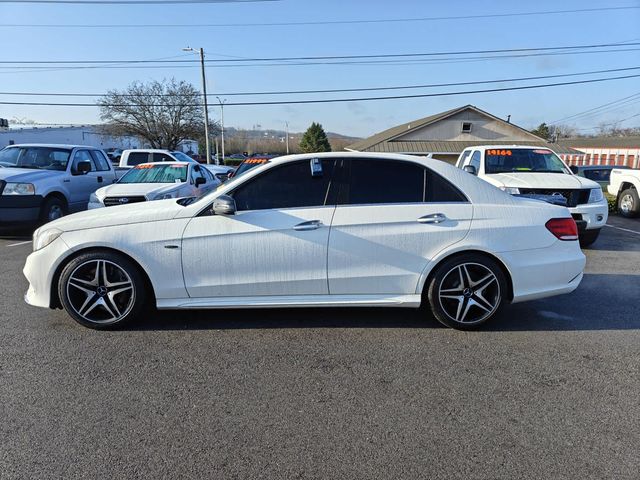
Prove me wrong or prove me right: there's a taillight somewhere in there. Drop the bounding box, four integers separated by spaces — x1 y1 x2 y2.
545 218 579 241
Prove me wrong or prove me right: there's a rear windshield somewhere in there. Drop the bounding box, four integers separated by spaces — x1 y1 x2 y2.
235 159 269 177
484 148 569 174
0 146 71 171
118 164 188 184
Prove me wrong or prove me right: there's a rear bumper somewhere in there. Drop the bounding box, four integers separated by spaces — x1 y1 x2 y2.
0 195 43 224
498 241 586 303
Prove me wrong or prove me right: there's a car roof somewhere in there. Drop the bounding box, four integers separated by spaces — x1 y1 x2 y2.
463 145 554 150
4 143 97 149
134 161 191 167
122 149 172 153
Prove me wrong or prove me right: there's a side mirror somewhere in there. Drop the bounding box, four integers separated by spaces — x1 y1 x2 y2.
195 177 206 187
212 195 236 215
463 165 477 175
74 160 92 175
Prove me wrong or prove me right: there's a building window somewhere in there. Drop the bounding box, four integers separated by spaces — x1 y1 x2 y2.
461 122 472 133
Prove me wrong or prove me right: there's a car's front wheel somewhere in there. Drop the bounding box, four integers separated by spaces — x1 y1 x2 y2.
618 188 640 218
426 254 507 329
58 251 146 329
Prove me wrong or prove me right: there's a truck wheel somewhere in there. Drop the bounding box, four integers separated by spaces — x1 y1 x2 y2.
618 188 640 218
579 229 601 248
40 196 66 224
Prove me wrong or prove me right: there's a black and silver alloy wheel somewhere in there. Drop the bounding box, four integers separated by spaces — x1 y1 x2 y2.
59 252 146 329
427 254 506 329
618 188 639 218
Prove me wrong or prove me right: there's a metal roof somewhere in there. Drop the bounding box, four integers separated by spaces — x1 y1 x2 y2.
558 136 640 149
350 140 579 155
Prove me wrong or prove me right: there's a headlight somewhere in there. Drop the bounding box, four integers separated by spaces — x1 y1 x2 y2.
152 192 177 200
588 188 604 203
33 228 62 251
2 183 35 195
500 186 520 195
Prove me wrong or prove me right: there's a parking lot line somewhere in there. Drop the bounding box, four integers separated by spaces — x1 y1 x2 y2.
604 224 640 236
6 241 31 247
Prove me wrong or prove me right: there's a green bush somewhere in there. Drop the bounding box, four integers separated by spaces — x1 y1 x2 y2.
605 192 617 213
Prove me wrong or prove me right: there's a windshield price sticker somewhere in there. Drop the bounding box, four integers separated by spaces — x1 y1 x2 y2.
134 164 154 169
486 149 512 156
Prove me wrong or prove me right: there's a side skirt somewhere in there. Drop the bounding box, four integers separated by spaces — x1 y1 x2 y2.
156 294 422 310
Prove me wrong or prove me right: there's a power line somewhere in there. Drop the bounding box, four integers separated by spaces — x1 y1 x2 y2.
2 41 638 64
550 92 640 124
0 0 275 4
0 5 637 26
2 66 639 98
2 72 639 107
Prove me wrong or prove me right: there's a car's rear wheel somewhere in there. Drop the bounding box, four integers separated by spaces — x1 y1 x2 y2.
58 251 146 329
427 254 506 330
618 188 640 218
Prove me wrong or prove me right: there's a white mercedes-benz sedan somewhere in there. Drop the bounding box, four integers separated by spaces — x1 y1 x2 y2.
23 152 585 330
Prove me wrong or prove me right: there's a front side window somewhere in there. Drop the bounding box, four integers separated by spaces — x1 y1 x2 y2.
73 150 96 172
152 152 175 163
118 164 188 184
0 147 71 171
457 150 471 168
127 152 149 166
232 159 335 211
484 148 569 174
339 159 424 205
470 151 481 171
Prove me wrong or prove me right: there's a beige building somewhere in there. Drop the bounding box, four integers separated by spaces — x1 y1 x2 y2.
347 105 578 164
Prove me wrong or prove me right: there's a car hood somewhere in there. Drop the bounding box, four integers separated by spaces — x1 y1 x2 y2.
45 199 184 232
0 167 65 183
95 182 184 200
483 172 599 189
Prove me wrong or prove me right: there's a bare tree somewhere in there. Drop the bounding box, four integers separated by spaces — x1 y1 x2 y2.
98 78 218 150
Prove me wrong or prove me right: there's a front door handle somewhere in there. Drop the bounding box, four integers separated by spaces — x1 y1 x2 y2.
97 176 103 183
293 220 323 231
418 213 448 224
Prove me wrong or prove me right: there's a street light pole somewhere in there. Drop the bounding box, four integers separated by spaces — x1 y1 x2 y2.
216 97 227 165
285 121 290 154
183 47 211 164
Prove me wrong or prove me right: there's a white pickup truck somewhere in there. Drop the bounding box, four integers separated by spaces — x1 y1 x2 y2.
0 144 118 225
607 168 640 218
456 145 608 247
118 149 197 169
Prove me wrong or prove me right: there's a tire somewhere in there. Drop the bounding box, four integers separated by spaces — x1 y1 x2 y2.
426 254 507 330
58 251 146 329
618 188 640 218
579 228 601 248
40 196 66 224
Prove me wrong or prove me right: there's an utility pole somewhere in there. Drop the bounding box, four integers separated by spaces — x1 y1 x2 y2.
183 47 211 164
216 97 227 165
285 121 290 154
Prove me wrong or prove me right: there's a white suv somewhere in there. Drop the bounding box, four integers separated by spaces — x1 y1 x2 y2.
456 145 608 247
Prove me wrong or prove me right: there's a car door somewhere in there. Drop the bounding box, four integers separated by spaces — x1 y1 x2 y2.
181 158 337 298
90 150 117 184
327 158 473 295
67 149 104 211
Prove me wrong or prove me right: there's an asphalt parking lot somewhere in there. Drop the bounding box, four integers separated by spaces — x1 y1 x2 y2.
1 217 639 479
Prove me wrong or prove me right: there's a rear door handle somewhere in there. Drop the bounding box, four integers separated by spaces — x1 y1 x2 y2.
418 213 448 224
293 220 323 231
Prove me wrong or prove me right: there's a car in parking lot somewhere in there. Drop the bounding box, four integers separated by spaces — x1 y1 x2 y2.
228 155 278 179
607 167 640 218
88 161 219 209
118 149 198 169
569 164 628 189
203 164 235 183
456 146 608 247
0 144 118 224
24 152 585 331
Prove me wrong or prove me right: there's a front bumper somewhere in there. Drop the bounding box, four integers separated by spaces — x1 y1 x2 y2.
569 199 608 231
23 235 71 309
0 195 43 224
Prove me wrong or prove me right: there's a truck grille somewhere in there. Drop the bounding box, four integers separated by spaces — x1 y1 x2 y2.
518 189 590 208
103 196 147 207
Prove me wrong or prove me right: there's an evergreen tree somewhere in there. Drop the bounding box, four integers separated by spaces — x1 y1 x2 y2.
299 122 332 153
530 122 550 140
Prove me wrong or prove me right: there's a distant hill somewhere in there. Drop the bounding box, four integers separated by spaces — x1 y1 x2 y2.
225 127 360 142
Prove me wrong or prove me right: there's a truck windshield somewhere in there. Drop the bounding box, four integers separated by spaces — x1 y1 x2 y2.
119 164 188 183
484 148 569 174
0 147 71 171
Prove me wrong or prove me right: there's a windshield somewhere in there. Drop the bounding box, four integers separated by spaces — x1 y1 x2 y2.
171 151 196 162
118 164 188 183
484 148 569 174
235 159 269 177
0 146 71 171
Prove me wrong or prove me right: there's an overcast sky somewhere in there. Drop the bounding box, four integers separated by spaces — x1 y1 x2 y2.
1 0 639 137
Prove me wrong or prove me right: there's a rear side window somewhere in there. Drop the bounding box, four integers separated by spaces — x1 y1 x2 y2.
152 152 175 163
127 152 149 166
583 169 610 182
232 159 335 211
339 159 424 205
426 171 467 202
